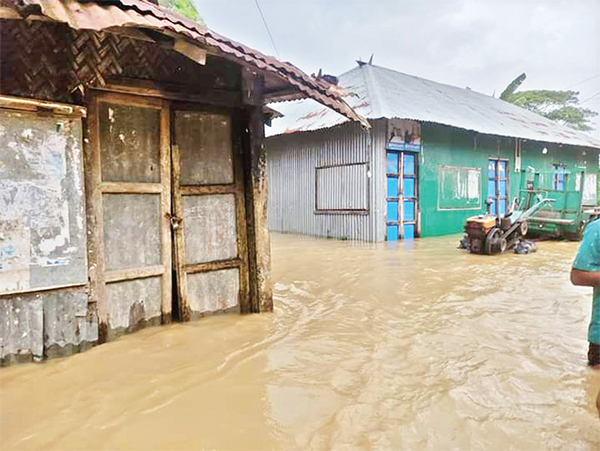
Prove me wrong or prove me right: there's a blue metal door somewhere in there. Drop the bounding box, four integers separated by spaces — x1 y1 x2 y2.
487 159 508 216
387 151 418 241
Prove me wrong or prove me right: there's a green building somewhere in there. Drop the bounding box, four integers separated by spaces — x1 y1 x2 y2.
266 62 600 242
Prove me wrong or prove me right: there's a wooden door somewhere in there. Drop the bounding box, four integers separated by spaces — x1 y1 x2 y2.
88 92 172 339
171 108 250 321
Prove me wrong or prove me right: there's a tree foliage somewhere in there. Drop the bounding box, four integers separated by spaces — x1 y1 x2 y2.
159 0 204 25
500 73 597 131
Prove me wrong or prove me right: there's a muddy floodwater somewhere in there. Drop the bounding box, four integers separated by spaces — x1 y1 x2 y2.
1 234 600 450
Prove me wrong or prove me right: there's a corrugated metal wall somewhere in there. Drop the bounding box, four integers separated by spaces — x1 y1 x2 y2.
316 163 369 210
266 119 387 242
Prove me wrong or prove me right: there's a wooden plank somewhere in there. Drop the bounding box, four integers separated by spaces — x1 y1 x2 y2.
0 283 88 299
179 185 237 196
159 102 173 323
85 93 109 342
101 182 163 194
171 144 190 321
185 258 241 275
174 39 207 65
93 90 164 109
98 79 242 109
232 111 251 313
0 94 87 117
242 70 273 313
105 265 165 283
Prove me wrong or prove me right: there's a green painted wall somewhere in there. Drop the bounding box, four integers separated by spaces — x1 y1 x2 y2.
418 123 600 237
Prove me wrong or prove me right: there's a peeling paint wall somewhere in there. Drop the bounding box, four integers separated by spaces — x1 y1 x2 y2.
0 110 87 292
0 110 94 363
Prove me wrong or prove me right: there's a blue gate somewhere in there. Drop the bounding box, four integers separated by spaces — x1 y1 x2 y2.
387 151 418 241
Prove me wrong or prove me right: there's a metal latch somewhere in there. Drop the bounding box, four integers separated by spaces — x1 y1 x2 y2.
166 213 183 229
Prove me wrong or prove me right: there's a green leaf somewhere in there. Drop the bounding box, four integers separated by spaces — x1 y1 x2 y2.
500 74 596 131
159 0 205 25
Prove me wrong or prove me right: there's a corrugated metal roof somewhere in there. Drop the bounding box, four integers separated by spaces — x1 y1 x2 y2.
7 0 368 127
270 63 600 149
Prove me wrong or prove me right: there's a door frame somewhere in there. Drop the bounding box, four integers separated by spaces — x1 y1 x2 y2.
85 90 173 341
487 158 510 216
386 150 420 241
170 104 250 321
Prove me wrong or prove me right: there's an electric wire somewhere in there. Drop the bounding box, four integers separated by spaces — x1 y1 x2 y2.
253 0 280 59
563 73 600 90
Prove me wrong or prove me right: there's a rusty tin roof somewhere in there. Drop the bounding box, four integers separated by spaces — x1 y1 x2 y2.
3 0 368 127
268 63 600 149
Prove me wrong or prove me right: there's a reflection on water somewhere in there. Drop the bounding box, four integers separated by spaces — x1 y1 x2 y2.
1 234 599 450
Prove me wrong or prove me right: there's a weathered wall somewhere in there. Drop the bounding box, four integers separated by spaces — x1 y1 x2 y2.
0 19 252 363
0 110 96 364
419 123 600 237
266 119 386 242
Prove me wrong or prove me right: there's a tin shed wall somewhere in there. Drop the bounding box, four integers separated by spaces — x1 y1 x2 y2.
267 119 386 242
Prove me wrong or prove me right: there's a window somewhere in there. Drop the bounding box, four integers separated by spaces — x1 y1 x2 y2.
487 159 509 216
552 164 567 191
438 165 481 210
315 163 369 213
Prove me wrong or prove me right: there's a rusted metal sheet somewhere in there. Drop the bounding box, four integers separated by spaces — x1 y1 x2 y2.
99 102 161 183
102 193 162 271
0 293 43 364
182 194 238 264
186 268 240 317
269 64 600 149
8 0 368 127
106 276 162 335
174 111 234 185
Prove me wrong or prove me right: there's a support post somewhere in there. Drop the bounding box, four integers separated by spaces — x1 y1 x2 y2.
242 68 273 313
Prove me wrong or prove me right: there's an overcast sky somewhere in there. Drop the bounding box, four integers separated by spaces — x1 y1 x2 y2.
195 0 600 137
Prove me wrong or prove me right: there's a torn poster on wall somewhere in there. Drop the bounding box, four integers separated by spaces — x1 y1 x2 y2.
0 110 87 294
387 119 422 152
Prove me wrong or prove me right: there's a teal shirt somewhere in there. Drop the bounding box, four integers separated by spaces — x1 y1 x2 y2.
573 218 600 344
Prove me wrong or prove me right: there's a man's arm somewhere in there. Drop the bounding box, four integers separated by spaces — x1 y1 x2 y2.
571 268 600 287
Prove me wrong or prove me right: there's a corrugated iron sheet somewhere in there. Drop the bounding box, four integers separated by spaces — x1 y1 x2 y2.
269 63 600 149
9 0 367 127
267 119 387 242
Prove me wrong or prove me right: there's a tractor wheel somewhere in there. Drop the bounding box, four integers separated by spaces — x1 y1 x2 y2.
519 221 528 237
485 228 502 255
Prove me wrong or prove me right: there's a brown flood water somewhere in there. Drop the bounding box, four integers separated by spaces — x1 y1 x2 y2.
1 233 600 450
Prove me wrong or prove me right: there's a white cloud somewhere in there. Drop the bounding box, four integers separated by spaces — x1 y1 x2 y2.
197 0 600 136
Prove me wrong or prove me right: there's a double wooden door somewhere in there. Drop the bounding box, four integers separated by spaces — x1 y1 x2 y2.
88 91 249 338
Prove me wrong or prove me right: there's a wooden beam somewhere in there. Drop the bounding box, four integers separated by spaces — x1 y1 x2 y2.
0 283 87 298
242 69 273 313
105 265 165 283
159 103 173 324
84 93 109 343
185 258 241 275
179 184 236 196
0 94 86 117
101 182 163 194
97 78 242 108
174 38 207 65
232 110 251 314
171 145 190 322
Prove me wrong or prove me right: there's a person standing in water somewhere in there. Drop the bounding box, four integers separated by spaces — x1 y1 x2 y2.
571 212 600 415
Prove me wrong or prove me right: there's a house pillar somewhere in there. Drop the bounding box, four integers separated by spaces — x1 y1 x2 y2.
242 69 273 313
